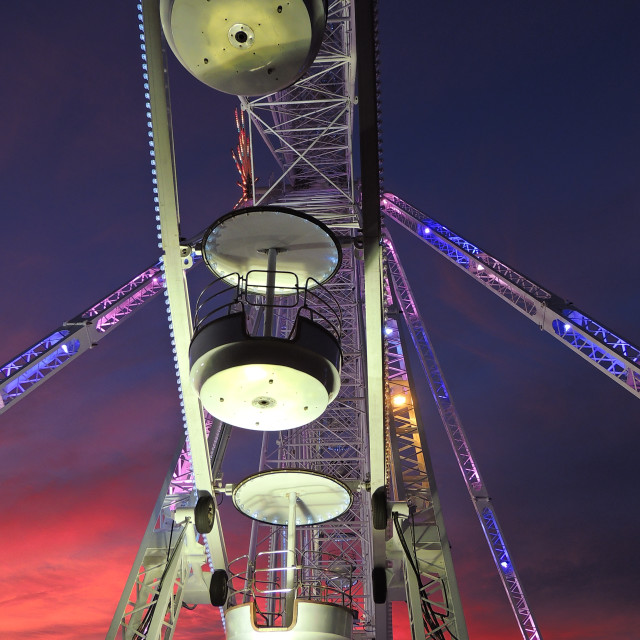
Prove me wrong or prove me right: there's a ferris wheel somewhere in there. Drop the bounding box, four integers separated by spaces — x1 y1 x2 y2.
1 2 638 640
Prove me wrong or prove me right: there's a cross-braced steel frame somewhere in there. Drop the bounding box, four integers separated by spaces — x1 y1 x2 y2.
234 1 466 636
382 194 640 399
236 2 381 634
4 2 639 640
384 231 541 640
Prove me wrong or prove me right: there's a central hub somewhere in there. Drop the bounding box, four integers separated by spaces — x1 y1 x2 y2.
228 23 255 50
252 396 277 409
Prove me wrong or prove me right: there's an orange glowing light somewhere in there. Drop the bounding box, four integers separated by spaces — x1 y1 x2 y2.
392 394 407 407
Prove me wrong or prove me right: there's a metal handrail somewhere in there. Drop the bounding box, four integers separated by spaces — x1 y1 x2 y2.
192 270 342 343
300 276 342 341
193 272 242 331
227 548 355 620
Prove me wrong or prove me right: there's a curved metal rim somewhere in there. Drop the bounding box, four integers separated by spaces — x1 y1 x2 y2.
232 468 353 526
200 205 343 285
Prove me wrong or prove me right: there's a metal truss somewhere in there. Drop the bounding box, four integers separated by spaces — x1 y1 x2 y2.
0 193 552 640
122 529 189 640
244 245 376 637
382 193 640 399
0 2 450 639
240 0 357 227
384 230 542 640
8 0 615 637
0 261 164 414
108 412 231 640
236 1 389 637
384 309 467 640
123 2 385 637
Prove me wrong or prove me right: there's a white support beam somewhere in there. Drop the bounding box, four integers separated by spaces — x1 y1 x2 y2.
141 0 213 494
140 0 227 573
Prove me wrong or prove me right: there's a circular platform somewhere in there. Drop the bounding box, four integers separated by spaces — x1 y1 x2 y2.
160 0 327 96
201 206 341 295
232 469 352 525
199 358 332 430
190 313 341 431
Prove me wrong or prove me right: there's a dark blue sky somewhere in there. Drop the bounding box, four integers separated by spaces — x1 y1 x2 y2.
0 2 638 638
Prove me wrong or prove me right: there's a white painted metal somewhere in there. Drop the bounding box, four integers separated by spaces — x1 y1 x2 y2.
193 355 333 430
232 469 352 524
247 247 376 635
237 4 382 635
240 1 357 218
160 0 327 96
383 218 470 639
107 413 230 638
9 2 635 638
0 262 165 414
131 7 230 639
383 312 468 639
265 247 279 336
127 1 461 638
225 601 353 640
285 491 298 625
142 0 215 498
201 207 342 295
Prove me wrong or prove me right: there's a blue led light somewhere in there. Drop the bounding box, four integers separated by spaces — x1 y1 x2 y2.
384 326 393 336
3 340 80 400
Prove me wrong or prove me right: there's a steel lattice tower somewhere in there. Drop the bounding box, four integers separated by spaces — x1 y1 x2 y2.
1 3 639 640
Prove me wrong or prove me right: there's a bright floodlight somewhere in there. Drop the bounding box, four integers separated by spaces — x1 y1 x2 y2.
392 393 407 407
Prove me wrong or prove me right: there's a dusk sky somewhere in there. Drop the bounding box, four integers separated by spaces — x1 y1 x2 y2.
1 2 639 639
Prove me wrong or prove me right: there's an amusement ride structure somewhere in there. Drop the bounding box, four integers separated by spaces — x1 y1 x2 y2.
1 2 638 640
